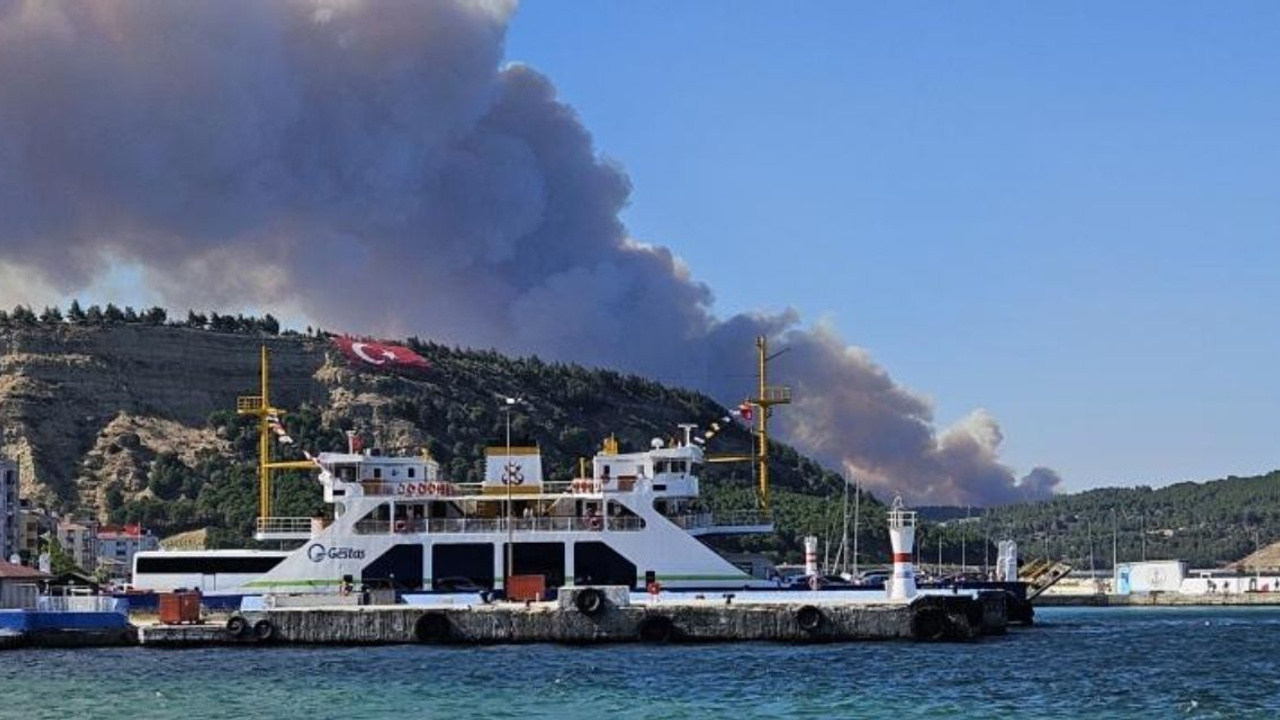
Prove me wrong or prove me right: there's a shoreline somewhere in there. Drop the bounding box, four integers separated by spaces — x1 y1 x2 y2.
1037 593 1280 607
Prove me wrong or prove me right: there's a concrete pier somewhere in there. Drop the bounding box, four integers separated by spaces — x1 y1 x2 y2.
1037 592 1280 607
139 587 1000 647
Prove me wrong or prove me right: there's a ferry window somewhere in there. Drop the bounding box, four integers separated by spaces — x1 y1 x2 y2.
391 469 399 477
505 542 566 588
408 468 416 479
574 542 637 588
336 465 357 482
432 543 495 590
135 555 286 574
373 468 382 479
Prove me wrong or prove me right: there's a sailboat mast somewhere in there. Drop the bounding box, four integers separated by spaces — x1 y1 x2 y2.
852 479 861 577
840 472 851 575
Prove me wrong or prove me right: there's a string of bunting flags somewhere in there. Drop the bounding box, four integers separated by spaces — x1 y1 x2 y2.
692 401 754 446
267 412 293 445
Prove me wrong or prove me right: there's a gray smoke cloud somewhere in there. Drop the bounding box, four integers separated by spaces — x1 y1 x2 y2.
0 0 1059 506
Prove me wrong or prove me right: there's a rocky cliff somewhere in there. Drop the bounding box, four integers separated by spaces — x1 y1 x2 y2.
0 325 329 512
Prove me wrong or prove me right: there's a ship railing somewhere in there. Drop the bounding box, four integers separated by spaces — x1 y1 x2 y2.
667 510 772 529
356 481 460 497
353 515 646 535
256 517 317 536
36 595 128 614
345 480 644 499
1 583 38 610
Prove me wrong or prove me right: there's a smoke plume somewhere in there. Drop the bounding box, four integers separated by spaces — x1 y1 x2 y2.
0 0 1059 505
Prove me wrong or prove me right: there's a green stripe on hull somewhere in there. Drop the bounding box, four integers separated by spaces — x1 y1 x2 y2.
242 579 342 589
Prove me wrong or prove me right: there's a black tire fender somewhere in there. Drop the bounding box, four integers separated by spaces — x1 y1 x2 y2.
253 619 276 642
637 614 675 643
796 604 823 633
414 612 451 643
911 607 947 642
574 588 605 616
226 616 249 638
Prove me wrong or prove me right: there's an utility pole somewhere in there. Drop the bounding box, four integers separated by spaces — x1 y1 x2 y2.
1087 517 1096 578
1141 512 1147 562
983 509 990 578
1112 508 1118 571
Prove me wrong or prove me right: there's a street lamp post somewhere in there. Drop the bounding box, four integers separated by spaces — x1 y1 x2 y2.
504 399 514 584
502 397 521 586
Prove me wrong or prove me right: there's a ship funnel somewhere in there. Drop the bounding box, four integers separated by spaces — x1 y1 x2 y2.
804 536 819 579
886 496 918 601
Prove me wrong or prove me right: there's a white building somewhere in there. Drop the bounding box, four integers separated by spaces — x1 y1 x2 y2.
1113 560 1186 594
96 524 159 579
0 459 18 564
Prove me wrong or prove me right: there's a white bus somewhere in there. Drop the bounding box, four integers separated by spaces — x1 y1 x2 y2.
130 550 289 596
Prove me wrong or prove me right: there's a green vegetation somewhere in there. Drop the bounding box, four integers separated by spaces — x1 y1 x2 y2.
915 472 1280 570
0 300 288 336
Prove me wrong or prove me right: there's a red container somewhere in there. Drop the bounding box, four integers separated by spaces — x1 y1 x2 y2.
506 574 547 602
158 591 202 624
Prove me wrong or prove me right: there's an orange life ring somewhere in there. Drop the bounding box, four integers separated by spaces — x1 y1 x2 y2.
588 516 602 531
646 581 662 595
395 520 408 533
403 483 416 496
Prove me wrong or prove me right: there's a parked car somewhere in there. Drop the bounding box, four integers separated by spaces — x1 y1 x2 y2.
435 576 488 593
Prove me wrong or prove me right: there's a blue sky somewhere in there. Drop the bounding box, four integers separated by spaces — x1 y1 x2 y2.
506 2 1280 491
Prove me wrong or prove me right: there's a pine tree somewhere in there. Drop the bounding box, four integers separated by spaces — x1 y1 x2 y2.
144 307 168 325
261 314 281 335
67 299 86 323
103 303 124 324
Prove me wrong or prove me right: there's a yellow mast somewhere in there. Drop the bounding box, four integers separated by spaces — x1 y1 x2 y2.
237 345 317 524
751 335 791 515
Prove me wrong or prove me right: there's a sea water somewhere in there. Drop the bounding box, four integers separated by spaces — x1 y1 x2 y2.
3 607 1280 719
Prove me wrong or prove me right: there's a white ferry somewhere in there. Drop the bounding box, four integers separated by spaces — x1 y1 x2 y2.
132 343 791 601
247 429 772 596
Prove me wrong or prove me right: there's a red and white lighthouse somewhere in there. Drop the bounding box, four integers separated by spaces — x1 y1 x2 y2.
803 535 819 580
887 496 918 601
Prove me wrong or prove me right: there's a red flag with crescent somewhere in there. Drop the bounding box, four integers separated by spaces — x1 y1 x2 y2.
334 337 430 372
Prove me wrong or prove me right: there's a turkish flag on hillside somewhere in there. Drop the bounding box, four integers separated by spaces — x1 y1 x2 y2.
333 337 429 372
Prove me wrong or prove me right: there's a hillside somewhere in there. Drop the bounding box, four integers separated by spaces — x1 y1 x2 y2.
0 314 890 560
922 471 1280 570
